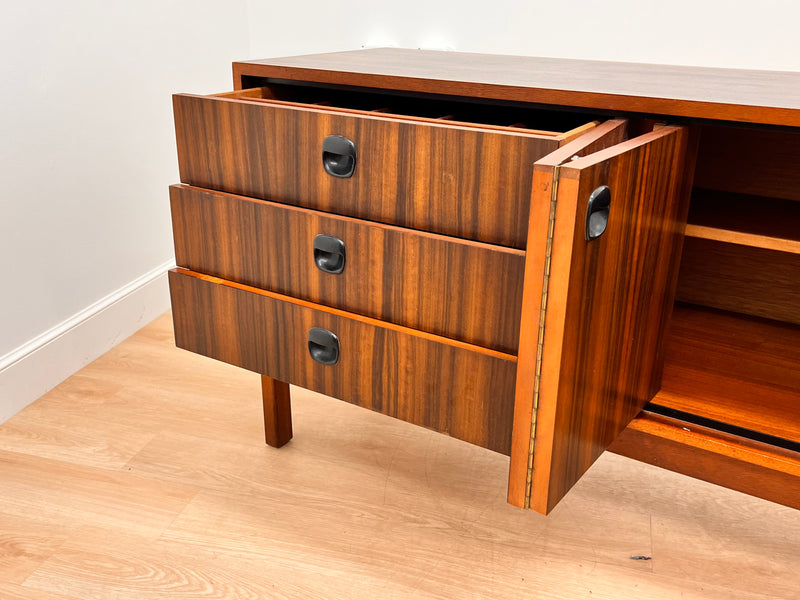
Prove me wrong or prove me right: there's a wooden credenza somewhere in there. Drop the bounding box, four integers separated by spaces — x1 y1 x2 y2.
168 49 800 515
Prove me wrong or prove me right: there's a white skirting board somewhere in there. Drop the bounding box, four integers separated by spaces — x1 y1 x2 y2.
0 260 174 423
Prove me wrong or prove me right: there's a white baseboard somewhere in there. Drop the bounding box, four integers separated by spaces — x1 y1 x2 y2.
0 260 174 423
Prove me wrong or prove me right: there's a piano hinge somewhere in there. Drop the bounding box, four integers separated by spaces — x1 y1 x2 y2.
524 165 560 509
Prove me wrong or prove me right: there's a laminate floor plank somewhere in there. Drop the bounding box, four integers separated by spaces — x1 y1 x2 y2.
0 582 80 600
0 514 72 584
24 527 334 600
650 501 800 597
0 312 798 599
0 449 197 540
0 410 156 470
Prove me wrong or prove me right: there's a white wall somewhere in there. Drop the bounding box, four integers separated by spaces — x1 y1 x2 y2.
246 0 800 72
0 0 250 420
2 0 798 421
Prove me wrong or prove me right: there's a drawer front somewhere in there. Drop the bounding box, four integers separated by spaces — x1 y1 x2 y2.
170 184 525 353
173 93 564 248
169 268 517 454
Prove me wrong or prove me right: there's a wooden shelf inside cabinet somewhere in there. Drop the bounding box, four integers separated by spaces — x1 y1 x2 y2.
677 190 800 326
653 305 800 446
684 190 800 254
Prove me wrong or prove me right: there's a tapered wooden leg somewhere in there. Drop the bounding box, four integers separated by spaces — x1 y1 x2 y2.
261 375 293 447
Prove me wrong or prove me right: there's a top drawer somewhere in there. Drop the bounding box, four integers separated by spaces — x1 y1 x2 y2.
173 88 598 248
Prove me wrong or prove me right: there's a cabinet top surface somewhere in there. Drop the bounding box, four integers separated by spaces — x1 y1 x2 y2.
235 48 800 127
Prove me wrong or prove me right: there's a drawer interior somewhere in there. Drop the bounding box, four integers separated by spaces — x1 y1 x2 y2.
226 81 602 138
653 123 800 456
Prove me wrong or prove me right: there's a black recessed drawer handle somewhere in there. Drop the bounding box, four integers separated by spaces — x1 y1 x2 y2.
313 234 346 274
585 185 611 241
308 327 340 365
322 135 356 178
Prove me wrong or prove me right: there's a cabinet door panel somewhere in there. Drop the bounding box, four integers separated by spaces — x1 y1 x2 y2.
511 125 694 514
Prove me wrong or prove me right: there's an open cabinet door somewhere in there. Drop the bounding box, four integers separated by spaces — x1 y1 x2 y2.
509 123 695 514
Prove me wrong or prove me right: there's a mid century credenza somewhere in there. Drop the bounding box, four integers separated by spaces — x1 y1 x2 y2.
168 49 800 514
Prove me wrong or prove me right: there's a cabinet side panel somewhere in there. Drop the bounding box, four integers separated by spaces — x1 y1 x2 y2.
169 269 517 454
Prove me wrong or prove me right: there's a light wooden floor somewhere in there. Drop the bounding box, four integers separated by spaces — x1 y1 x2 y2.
1 313 799 600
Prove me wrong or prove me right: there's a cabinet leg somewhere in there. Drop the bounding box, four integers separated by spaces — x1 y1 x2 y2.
261 375 293 447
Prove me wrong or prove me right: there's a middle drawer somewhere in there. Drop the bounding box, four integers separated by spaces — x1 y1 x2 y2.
171 184 525 354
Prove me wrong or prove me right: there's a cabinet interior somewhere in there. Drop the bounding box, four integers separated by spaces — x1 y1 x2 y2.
230 79 603 137
654 123 800 450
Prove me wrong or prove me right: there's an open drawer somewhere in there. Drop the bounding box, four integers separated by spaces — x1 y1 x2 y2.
173 86 602 248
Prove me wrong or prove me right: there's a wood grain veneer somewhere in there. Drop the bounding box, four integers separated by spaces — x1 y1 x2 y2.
507 119 629 507
169 269 517 454
526 126 693 514
170 184 525 353
653 305 800 444
173 92 568 248
676 239 800 325
233 48 800 127
693 125 800 202
222 87 592 138
611 412 800 511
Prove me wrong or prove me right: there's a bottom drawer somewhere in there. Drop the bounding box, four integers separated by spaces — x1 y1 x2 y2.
169 268 517 454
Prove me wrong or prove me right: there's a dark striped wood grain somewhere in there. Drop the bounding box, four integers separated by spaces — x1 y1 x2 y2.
693 125 800 202
173 93 564 248
677 238 800 325
168 269 517 454
528 126 693 514
170 184 525 353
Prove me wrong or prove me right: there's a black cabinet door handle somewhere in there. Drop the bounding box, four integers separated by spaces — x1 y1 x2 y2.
308 328 340 365
322 135 356 178
313 234 346 274
585 185 611 241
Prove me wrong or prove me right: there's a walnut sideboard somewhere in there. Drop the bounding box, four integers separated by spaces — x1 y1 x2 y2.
168 48 800 514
